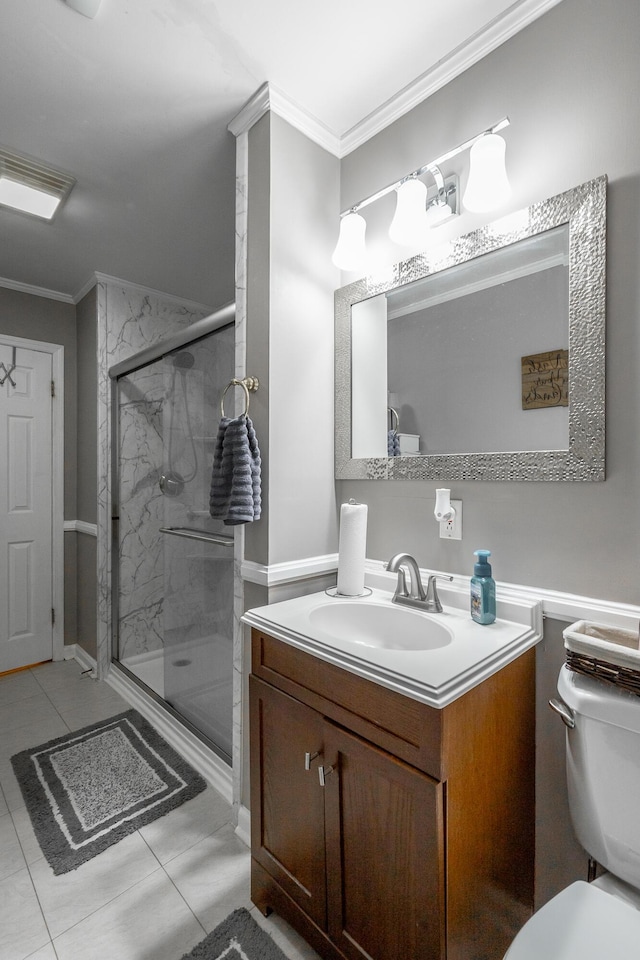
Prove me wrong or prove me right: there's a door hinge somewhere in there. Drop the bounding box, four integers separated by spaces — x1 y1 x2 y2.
51 380 55 398
51 607 55 625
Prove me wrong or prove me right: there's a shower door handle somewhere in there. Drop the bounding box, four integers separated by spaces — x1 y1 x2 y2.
159 527 234 546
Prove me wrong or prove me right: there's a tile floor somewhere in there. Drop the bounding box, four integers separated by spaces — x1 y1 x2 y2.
0 659 321 960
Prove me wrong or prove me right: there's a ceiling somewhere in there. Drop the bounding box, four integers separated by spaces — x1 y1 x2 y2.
0 0 558 308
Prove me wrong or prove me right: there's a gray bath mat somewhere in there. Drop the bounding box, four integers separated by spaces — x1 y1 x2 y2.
180 908 290 960
11 708 207 875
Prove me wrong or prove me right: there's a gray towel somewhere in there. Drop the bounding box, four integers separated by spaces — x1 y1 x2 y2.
209 415 262 525
387 430 400 456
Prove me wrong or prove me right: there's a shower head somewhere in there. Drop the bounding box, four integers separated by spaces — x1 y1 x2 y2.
170 351 195 370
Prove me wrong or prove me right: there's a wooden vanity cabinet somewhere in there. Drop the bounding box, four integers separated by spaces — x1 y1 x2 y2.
250 628 535 960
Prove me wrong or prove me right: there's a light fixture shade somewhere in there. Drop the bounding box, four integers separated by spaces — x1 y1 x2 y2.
462 133 511 213
332 212 367 272
388 178 430 247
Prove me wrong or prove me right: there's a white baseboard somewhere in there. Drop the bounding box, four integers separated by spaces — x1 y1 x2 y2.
236 804 251 849
70 646 233 806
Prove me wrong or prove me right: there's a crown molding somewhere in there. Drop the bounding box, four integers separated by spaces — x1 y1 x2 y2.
230 0 563 159
340 0 564 155
0 271 216 313
74 272 215 314
0 275 74 304
228 81 342 157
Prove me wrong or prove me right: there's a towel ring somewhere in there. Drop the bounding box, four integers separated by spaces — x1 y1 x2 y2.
388 406 399 433
220 376 260 418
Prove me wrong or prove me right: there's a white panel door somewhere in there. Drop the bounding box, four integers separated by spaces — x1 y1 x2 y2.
0 345 53 672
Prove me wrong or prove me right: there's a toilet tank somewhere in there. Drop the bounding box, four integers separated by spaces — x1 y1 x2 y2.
559 665 640 888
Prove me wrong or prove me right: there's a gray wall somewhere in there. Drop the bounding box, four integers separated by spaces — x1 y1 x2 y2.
0 286 78 645
338 0 640 606
326 0 634 911
245 112 340 568
535 622 587 907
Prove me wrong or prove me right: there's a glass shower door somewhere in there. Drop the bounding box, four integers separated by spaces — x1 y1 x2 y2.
113 323 235 764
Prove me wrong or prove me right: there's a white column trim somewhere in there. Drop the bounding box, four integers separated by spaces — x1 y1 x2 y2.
231 128 250 825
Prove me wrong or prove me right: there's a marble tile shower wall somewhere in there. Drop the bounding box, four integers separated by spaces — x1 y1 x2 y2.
97 281 212 678
117 368 166 665
114 314 236 673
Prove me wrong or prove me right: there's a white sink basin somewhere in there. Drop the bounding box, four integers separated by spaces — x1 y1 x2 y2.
242 584 542 708
308 600 452 651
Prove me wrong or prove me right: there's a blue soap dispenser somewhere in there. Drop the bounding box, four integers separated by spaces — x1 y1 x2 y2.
470 549 496 625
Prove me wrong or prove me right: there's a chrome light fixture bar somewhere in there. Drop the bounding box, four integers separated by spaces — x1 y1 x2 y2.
0 149 76 221
333 117 510 271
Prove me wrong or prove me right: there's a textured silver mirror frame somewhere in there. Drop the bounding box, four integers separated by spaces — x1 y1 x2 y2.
335 175 606 482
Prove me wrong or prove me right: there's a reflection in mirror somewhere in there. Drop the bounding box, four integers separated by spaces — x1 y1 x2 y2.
335 177 606 481
384 226 569 455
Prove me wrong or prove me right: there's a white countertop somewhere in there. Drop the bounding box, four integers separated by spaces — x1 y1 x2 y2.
242 572 543 708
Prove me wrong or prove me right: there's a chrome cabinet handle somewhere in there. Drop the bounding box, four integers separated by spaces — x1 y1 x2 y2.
304 751 319 771
549 697 575 728
318 764 335 787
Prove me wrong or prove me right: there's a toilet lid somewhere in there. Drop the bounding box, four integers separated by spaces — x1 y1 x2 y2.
506 881 640 960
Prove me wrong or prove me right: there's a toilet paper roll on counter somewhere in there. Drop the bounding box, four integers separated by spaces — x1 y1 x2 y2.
336 500 368 596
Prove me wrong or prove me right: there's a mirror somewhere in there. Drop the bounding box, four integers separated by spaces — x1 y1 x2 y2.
335 176 606 481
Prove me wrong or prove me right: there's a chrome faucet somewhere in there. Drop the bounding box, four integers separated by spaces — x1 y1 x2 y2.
386 553 453 613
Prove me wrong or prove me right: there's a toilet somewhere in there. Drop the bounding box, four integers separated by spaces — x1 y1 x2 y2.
505 663 640 958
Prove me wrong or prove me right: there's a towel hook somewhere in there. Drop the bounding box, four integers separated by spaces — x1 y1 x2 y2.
220 376 259 418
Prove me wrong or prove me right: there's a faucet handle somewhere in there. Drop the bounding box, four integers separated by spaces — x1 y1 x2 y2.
426 574 454 613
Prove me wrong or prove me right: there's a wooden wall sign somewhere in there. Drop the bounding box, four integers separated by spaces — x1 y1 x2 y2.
521 349 568 410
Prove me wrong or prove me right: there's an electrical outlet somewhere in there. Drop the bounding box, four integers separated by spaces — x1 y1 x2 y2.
439 500 462 540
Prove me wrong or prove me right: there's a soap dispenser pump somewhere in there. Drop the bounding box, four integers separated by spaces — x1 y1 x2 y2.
470 549 496 624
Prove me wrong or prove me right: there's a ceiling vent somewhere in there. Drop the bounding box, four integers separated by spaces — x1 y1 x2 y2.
0 149 76 221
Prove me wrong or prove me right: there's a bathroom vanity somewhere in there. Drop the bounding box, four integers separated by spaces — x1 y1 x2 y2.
244 585 542 960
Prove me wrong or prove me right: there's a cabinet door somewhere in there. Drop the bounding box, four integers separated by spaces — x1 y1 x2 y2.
249 676 327 928
323 721 445 960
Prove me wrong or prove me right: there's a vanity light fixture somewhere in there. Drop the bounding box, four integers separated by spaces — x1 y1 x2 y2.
331 210 368 273
388 177 431 247
0 149 76 221
332 117 511 270
462 132 511 212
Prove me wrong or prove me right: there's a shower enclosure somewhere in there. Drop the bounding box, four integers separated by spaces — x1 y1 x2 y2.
110 314 235 764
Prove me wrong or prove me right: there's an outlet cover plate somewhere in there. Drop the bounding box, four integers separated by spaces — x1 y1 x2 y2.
439 500 462 540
